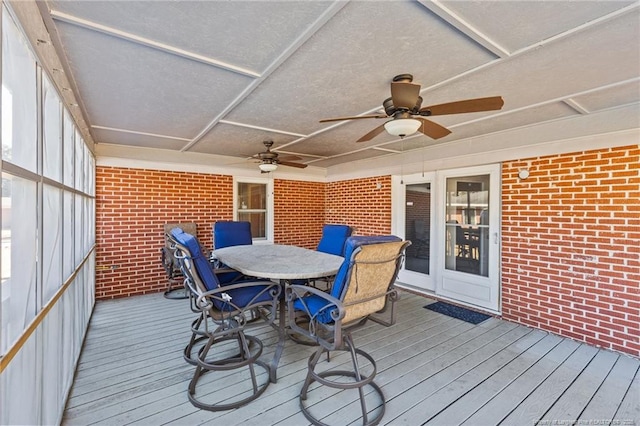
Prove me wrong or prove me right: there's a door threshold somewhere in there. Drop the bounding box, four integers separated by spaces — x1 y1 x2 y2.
396 282 501 316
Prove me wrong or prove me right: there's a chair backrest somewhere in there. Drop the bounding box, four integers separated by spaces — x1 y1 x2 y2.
330 235 403 300
316 224 353 256
213 221 253 249
170 227 220 292
162 223 197 276
164 222 197 247
339 238 410 324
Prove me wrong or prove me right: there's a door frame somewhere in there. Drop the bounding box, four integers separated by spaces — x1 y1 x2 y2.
392 164 502 314
436 164 501 313
392 173 436 292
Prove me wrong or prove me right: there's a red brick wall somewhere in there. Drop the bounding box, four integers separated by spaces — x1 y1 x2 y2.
96 147 638 356
274 179 325 248
325 176 393 235
95 166 234 298
501 145 639 356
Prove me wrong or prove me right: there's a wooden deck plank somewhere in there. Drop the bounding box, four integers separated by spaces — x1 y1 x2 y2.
169 296 454 426
387 328 547 423
67 294 428 425
217 314 469 426
329 326 540 425
61 292 639 426
157 297 445 425
460 338 581 425
613 363 639 423
579 355 640 422
541 349 619 422
425 332 564 425
270 320 497 426
498 343 599 425
379 323 527 425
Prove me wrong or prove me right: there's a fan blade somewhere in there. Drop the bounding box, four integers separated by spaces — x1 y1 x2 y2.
419 96 504 116
319 114 387 123
417 118 451 139
278 160 307 169
278 154 302 162
357 123 386 142
391 81 420 110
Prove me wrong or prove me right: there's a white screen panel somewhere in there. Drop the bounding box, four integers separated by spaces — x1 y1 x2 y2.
43 184 62 303
1 174 37 355
0 337 39 425
62 191 74 279
41 304 63 426
74 194 83 266
43 75 62 182
62 109 74 187
74 130 84 191
1 10 37 172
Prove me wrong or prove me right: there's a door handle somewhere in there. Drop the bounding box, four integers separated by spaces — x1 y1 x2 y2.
494 232 499 244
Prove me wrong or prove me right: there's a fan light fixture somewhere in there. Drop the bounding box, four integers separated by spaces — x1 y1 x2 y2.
259 162 278 172
384 118 421 137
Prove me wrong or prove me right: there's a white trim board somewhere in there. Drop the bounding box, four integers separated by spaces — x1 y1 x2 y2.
96 127 639 184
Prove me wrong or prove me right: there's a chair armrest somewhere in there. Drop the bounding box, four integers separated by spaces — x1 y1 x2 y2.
287 284 344 319
286 284 345 350
195 280 281 326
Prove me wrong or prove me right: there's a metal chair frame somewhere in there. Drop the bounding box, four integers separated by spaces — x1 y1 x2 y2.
287 239 410 426
170 232 281 411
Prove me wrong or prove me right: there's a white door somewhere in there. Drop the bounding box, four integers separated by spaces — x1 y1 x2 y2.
393 173 436 292
393 164 501 313
436 164 500 312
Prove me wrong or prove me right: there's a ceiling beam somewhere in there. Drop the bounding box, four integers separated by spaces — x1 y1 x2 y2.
417 0 511 58
563 99 590 115
219 120 307 138
49 10 261 78
91 125 192 141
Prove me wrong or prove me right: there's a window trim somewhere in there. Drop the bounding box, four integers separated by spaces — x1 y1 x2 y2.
232 176 274 244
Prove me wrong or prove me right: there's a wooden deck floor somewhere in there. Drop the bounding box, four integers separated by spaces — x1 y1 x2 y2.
62 291 639 425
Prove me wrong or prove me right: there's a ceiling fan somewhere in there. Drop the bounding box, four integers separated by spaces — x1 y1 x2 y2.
252 140 308 173
319 74 504 142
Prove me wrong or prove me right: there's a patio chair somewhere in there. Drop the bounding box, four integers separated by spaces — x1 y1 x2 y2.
161 222 198 299
302 224 353 290
212 220 252 248
287 235 410 426
317 224 353 256
212 220 253 283
169 227 281 411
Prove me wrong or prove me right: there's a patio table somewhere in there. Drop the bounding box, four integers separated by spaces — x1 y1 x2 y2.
212 244 343 382
213 244 343 280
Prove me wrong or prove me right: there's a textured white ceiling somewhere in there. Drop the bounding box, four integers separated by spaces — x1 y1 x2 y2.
40 0 640 171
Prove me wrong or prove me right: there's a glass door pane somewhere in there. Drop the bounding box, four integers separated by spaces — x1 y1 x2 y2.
404 182 431 274
445 175 489 277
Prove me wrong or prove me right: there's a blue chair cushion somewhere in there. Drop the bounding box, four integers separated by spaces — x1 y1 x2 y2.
171 227 273 310
171 227 219 291
293 294 337 324
221 284 275 311
294 235 402 324
213 221 252 249
316 224 353 256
